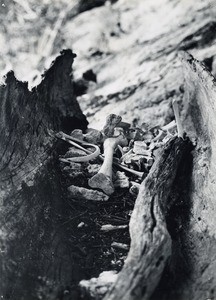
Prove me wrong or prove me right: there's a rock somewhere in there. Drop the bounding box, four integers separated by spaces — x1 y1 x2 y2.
121 150 150 166
84 128 103 144
133 141 148 155
68 185 109 201
79 271 118 300
103 114 122 137
61 162 83 179
62 162 82 171
101 224 128 231
70 129 84 140
64 147 87 158
87 164 101 176
111 242 129 251
129 182 140 197
77 222 85 228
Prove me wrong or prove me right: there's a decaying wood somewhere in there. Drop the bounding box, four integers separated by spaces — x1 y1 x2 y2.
104 136 192 300
151 52 216 300
0 50 88 299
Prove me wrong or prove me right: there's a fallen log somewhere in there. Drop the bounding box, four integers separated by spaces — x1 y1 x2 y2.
104 136 192 300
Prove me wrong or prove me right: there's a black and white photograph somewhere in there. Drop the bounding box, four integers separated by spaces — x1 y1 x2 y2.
0 0 216 299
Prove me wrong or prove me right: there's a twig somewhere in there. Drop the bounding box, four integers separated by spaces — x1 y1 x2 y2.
101 224 128 232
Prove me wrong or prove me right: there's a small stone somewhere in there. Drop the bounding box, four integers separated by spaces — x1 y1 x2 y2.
129 182 140 196
64 147 86 158
121 151 146 165
133 141 147 154
101 224 128 231
103 114 122 137
111 242 129 250
77 222 85 228
63 162 82 171
87 164 101 176
122 146 130 153
70 129 84 140
146 157 154 166
68 185 109 201
84 128 103 144
61 163 83 179
79 271 117 299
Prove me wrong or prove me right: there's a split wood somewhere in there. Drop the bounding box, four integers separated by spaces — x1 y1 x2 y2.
103 136 192 300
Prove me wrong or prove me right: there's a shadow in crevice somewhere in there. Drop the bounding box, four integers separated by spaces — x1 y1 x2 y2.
151 143 194 300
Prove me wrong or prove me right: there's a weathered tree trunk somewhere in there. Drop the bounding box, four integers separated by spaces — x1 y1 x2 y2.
104 137 192 300
151 52 216 300
0 49 88 300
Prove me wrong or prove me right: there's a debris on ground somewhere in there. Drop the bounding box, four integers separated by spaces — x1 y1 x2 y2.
55 107 179 295
79 270 118 299
58 112 178 200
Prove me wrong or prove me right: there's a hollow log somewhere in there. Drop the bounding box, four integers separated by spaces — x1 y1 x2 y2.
0 50 88 299
104 137 192 300
151 52 216 300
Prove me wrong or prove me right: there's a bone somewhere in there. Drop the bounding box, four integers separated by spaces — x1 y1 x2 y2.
103 114 122 137
111 242 129 251
57 132 100 162
100 224 128 232
88 130 128 195
114 171 130 188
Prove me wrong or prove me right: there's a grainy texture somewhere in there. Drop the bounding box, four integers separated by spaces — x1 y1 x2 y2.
1 1 216 299
152 52 216 300
104 137 192 300
0 50 88 300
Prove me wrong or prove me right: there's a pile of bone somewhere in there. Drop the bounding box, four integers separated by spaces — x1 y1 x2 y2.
57 113 177 201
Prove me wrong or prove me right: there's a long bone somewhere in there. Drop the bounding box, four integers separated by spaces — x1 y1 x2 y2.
88 130 128 195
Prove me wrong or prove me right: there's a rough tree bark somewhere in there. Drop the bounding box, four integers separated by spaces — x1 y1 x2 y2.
151 52 216 300
0 49 88 300
104 137 192 300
